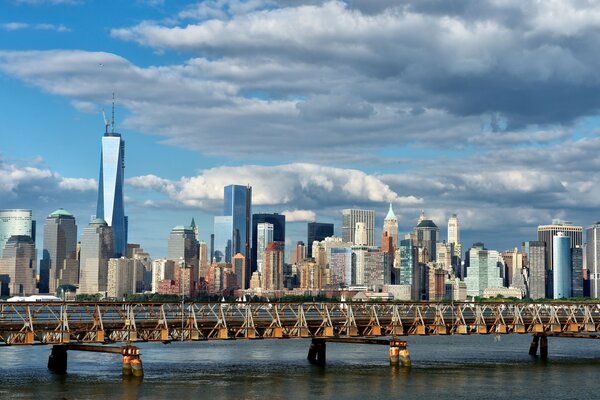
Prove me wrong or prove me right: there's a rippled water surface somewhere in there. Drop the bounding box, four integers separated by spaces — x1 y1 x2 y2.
1 335 600 399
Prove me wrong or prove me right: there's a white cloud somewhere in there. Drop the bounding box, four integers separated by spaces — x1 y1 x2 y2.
281 209 316 222
1 22 70 32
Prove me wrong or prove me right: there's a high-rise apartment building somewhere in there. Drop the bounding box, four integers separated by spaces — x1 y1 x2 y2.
263 242 284 290
40 208 77 294
307 222 334 258
251 213 285 273
553 233 572 299
0 209 35 259
342 209 375 246
107 257 135 299
79 219 114 295
0 235 38 296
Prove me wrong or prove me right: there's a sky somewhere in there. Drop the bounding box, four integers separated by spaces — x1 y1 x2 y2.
2 0 600 258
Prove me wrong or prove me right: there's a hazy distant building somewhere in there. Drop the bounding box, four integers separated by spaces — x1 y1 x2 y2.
40 208 77 294
96 126 128 257
296 241 306 263
553 233 572 299
307 222 334 258
78 219 114 295
464 243 504 298
0 209 35 259
0 235 38 296
213 216 233 263
342 209 375 246
523 241 546 299
251 213 285 273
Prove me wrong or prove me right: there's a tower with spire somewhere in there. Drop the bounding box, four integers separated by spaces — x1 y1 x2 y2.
382 203 399 249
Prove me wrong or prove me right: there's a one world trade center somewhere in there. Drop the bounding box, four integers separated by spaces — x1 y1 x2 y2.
96 108 128 257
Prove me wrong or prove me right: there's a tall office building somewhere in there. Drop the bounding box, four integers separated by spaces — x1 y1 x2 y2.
585 223 600 298
40 208 77 294
167 224 199 280
198 241 209 279
382 204 398 248
354 222 368 246
96 121 128 257
572 246 584 298
224 184 252 259
251 213 285 273
307 222 334 258
415 212 439 262
0 235 38 296
523 241 546 299
79 219 114 295
0 209 35 259
447 214 461 257
263 242 284 290
463 243 504 297
538 219 582 295
553 233 572 299
256 222 274 273
342 209 375 246
232 253 246 289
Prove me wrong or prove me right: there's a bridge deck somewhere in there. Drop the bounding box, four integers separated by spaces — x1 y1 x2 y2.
0 301 599 345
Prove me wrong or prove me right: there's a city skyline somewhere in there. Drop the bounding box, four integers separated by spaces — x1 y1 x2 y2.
3 1 600 258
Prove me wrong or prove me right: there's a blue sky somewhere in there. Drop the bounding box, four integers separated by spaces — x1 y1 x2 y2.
2 0 600 258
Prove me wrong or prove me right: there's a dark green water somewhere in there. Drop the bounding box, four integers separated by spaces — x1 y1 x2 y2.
1 335 599 399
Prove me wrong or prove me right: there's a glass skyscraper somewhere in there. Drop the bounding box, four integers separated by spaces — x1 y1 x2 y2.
96 129 127 257
307 222 334 258
0 209 35 259
223 184 252 259
553 233 572 299
213 216 233 263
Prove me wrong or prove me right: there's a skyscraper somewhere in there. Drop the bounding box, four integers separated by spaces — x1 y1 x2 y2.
96 121 128 257
256 222 274 273
354 222 368 246
0 235 38 296
447 214 461 257
553 233 571 299
167 224 199 281
307 222 334 258
224 184 252 258
213 216 232 262
79 218 114 295
538 219 582 296
585 223 600 298
251 213 285 273
342 209 375 246
523 241 546 299
463 243 504 298
383 204 398 248
40 208 78 294
415 212 439 262
0 209 35 259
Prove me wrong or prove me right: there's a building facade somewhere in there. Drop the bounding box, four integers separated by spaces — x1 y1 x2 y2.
78 219 114 295
0 209 35 259
0 235 38 296
251 213 285 273
96 129 127 257
40 208 77 294
464 244 504 298
523 241 546 299
307 222 334 258
342 209 375 246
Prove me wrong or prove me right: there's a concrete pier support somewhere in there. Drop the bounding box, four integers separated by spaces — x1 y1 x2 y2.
540 335 548 360
529 335 540 356
48 345 68 374
307 339 326 365
122 346 144 377
389 340 411 367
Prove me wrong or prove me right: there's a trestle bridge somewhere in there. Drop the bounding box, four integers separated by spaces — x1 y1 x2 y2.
1 301 599 376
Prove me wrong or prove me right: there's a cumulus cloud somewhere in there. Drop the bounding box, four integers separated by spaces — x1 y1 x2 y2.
127 163 423 212
281 209 316 222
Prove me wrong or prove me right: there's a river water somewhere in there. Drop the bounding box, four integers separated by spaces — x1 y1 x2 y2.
1 334 599 399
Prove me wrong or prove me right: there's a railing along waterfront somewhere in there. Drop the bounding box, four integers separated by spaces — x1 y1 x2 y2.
1 301 600 346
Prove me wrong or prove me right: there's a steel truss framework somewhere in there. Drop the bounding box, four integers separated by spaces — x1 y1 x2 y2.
1 302 599 345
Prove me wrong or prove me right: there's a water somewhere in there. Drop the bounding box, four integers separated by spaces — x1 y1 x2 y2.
1 335 599 399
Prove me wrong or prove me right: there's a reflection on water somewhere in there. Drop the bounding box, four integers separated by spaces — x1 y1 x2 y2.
1 335 600 399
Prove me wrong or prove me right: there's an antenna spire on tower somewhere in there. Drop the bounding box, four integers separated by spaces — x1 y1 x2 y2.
111 92 115 133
